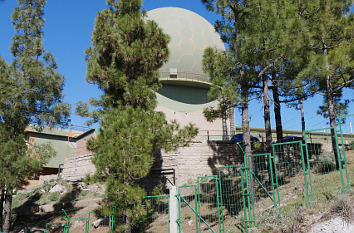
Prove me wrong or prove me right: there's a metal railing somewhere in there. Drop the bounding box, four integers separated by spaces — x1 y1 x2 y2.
159 71 210 84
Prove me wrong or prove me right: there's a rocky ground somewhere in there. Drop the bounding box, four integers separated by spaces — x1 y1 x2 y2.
12 150 354 233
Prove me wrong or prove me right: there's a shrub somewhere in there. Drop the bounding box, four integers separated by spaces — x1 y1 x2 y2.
314 152 336 174
184 213 191 220
48 192 60 202
330 194 352 224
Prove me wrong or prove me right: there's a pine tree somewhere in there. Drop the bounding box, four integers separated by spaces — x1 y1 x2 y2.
81 0 197 232
297 0 353 169
202 0 315 151
0 0 69 231
202 48 239 140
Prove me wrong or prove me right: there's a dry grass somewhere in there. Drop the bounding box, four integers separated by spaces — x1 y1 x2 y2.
248 150 354 233
329 193 353 224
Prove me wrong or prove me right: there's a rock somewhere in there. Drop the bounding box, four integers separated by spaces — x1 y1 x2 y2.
49 184 67 193
86 184 105 194
309 217 354 233
188 220 193 226
92 218 104 228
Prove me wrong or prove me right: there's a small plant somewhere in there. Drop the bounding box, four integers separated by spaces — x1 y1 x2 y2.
48 191 60 202
322 191 334 201
42 180 56 193
184 213 191 220
330 194 352 224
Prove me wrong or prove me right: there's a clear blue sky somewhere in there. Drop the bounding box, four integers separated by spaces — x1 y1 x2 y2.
0 0 353 133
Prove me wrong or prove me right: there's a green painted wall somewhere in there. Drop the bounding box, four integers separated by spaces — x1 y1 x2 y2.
156 92 217 113
34 135 75 168
158 84 209 104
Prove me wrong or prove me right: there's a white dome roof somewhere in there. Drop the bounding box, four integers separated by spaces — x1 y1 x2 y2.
147 7 225 79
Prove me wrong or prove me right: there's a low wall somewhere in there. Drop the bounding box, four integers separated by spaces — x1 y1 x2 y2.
62 154 95 182
61 141 244 193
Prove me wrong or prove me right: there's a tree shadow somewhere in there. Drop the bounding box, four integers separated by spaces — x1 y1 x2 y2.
13 192 42 227
141 149 175 195
53 183 81 211
12 183 84 231
207 141 245 176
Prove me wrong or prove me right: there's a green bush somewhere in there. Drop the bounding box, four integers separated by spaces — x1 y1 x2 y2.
314 152 336 174
48 192 60 202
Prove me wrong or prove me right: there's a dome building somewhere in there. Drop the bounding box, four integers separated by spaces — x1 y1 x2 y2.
147 7 232 139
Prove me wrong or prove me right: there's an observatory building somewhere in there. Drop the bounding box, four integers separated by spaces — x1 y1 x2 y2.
147 7 231 138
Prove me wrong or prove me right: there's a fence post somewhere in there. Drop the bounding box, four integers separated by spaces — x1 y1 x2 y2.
169 186 178 233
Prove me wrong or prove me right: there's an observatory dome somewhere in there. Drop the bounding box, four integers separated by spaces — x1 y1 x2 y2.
147 7 225 85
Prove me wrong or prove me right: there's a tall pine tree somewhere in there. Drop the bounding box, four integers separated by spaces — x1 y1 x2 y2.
0 0 69 231
81 0 197 232
202 48 239 140
297 0 353 169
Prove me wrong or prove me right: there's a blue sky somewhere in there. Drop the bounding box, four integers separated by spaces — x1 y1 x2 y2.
0 0 353 133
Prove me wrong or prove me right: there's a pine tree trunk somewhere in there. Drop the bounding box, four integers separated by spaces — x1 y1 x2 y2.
2 189 12 233
300 99 305 137
272 85 283 142
328 87 340 170
327 83 340 170
222 111 229 141
323 39 340 170
241 80 256 201
241 82 251 156
229 107 235 136
263 75 272 153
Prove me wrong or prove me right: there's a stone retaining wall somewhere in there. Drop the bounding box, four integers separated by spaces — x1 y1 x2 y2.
62 142 244 189
62 154 95 182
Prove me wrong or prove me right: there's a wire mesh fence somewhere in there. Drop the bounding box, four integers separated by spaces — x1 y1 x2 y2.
218 165 247 232
197 175 222 232
304 127 349 203
272 141 309 206
246 153 276 228
61 209 94 233
338 114 353 192
178 185 199 233
45 222 66 233
16 123 353 233
141 195 169 233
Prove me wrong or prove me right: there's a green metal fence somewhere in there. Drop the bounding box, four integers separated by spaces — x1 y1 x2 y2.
141 195 169 233
218 165 247 233
272 141 310 206
16 124 353 233
246 153 276 228
197 175 222 232
304 127 349 203
178 185 199 233
61 209 94 233
338 114 353 191
45 222 66 233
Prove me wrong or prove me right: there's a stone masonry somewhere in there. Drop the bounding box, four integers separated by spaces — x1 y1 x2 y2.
62 141 244 188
